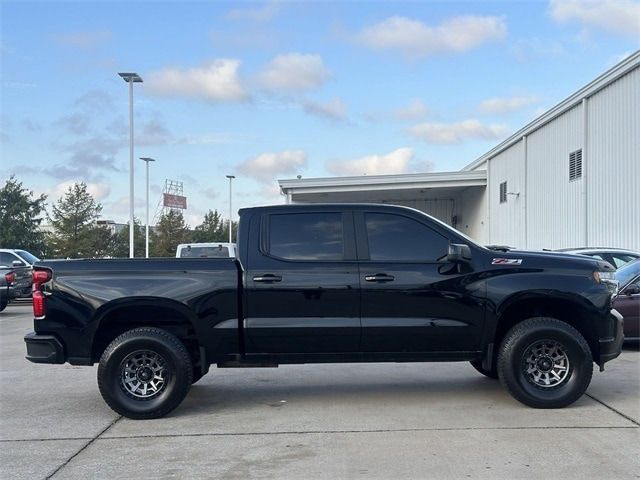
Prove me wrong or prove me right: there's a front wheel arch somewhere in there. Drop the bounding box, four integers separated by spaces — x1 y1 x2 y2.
490 295 600 366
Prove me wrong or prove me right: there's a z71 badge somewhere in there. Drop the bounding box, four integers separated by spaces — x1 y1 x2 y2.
492 258 523 265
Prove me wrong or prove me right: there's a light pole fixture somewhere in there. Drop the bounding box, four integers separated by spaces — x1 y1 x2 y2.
139 157 156 258
226 175 235 244
118 72 143 258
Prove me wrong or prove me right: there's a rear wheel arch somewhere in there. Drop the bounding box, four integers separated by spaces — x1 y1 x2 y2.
90 299 203 366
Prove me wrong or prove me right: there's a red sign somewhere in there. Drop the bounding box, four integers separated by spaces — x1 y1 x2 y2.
163 193 187 209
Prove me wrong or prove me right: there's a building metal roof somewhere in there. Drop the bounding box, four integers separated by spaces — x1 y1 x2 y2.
279 170 486 196
462 49 640 171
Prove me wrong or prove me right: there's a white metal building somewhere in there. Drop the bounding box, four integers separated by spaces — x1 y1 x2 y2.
279 51 640 251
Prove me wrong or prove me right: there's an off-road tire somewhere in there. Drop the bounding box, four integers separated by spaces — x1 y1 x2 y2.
97 327 193 419
497 317 593 408
470 360 498 379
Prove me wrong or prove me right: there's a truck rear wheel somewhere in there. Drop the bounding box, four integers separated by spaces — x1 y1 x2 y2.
97 327 193 419
497 317 593 408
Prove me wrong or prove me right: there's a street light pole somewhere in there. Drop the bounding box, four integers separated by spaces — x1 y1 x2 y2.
226 175 235 244
140 157 156 258
118 72 143 258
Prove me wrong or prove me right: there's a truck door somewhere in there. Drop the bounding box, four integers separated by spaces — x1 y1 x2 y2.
244 210 360 354
356 210 485 353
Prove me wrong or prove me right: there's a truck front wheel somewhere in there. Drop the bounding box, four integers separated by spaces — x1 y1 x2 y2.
97 327 193 419
497 317 593 408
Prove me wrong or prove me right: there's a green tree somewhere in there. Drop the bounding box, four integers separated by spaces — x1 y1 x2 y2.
220 219 238 243
150 210 190 257
112 219 146 258
192 209 226 242
0 176 47 256
48 182 109 258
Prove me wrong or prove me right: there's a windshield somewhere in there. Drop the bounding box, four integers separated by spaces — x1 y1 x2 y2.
413 208 484 249
614 260 640 288
180 246 230 258
15 250 40 264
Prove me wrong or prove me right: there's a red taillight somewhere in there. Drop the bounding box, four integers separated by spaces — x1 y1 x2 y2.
32 269 51 319
4 272 15 285
33 270 51 285
33 290 45 318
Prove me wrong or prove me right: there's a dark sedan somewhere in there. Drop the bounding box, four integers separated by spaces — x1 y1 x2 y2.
613 260 640 341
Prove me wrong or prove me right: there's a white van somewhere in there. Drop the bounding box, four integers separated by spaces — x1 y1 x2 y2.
175 242 236 258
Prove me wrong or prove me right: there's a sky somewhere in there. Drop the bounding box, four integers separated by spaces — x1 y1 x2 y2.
1 0 639 227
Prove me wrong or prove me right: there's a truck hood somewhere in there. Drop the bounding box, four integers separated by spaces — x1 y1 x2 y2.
486 248 615 272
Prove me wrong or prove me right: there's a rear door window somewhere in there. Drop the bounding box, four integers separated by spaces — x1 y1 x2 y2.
364 213 448 262
268 213 344 261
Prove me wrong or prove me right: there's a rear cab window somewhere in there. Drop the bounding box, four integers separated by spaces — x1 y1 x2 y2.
180 246 230 258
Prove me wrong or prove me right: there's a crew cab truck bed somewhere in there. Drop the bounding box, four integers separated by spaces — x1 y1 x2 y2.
25 203 623 419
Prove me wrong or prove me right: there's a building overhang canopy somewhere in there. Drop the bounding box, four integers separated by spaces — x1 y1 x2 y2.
279 170 487 203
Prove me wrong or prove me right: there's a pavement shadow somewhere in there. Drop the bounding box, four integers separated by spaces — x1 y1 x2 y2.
176 373 512 416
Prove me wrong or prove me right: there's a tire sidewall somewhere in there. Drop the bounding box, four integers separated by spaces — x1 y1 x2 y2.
499 319 593 408
98 330 192 418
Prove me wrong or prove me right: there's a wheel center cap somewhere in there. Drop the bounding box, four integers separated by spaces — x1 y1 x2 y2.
537 357 553 372
137 367 153 382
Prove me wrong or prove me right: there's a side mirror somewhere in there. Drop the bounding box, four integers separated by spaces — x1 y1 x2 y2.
623 283 640 295
12 260 25 267
447 244 471 263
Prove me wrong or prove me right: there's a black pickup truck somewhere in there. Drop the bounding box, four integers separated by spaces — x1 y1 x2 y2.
24 204 623 419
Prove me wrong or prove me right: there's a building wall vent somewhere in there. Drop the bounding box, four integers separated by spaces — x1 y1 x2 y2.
569 149 583 181
499 181 507 203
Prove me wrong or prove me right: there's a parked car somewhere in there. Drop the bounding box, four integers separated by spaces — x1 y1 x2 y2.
24 204 622 419
613 259 640 341
0 249 39 297
176 242 236 258
557 247 639 269
0 268 16 312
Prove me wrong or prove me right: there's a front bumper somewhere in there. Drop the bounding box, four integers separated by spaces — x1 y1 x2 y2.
24 332 65 364
598 309 624 367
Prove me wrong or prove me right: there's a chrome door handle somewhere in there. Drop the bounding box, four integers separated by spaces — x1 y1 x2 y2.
364 274 395 282
253 274 282 283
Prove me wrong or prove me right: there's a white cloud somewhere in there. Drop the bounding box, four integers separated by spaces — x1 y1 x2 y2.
259 53 330 92
477 95 539 114
408 120 508 144
302 97 347 121
104 195 146 216
226 1 280 21
549 0 640 38
327 148 414 176
176 132 238 145
51 181 111 202
395 98 429 121
356 15 506 57
237 150 308 183
53 30 112 49
147 59 247 102
510 38 566 63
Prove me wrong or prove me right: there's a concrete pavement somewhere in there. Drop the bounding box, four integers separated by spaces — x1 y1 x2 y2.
1 303 638 479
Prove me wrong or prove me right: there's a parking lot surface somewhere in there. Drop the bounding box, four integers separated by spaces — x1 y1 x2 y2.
1 303 639 479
